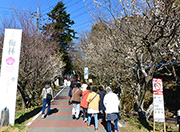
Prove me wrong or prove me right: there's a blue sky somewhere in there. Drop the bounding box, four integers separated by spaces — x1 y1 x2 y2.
0 0 94 37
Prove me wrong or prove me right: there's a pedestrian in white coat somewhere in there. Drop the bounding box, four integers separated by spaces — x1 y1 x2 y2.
103 87 120 132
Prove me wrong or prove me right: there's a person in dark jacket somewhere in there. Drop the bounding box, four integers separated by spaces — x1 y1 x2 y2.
98 85 106 121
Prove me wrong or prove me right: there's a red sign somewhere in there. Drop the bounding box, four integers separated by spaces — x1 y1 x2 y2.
154 82 161 90
153 91 163 95
153 78 163 91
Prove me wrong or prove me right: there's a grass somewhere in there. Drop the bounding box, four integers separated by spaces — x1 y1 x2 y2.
119 115 179 132
15 106 42 124
0 106 42 132
0 85 62 132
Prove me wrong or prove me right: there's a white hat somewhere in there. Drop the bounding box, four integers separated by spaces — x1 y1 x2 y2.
106 86 112 93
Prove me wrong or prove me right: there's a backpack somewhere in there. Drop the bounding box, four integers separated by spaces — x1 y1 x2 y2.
46 93 52 101
45 88 52 102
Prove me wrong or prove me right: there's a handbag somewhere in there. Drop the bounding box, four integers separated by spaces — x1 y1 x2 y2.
69 98 72 104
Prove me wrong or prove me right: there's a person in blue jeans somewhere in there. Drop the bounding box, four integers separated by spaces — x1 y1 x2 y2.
88 113 98 129
104 87 120 132
41 81 54 118
87 87 100 132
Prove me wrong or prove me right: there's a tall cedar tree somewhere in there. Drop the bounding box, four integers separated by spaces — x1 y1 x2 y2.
43 1 77 74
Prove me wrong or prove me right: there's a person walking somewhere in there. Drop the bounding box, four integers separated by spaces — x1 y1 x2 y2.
103 87 120 132
68 82 76 105
41 81 54 119
66 78 71 89
63 78 67 87
81 81 88 92
98 85 106 122
80 85 91 122
71 83 82 120
87 87 100 131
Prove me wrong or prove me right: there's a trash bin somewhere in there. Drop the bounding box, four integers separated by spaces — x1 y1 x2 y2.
0 107 9 126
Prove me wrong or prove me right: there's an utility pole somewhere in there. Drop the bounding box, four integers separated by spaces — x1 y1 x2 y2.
36 7 40 88
32 7 40 35
31 7 40 89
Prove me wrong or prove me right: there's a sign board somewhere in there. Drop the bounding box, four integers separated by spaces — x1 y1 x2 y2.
153 78 165 122
84 67 88 80
0 29 22 125
153 78 163 91
89 79 92 83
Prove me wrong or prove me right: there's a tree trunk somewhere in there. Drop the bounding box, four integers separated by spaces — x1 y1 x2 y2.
22 99 25 110
17 86 27 110
146 103 153 120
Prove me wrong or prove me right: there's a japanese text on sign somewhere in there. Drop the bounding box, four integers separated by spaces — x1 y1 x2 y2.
153 78 165 123
8 39 16 55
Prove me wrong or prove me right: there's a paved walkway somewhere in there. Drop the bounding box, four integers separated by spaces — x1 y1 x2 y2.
28 87 109 132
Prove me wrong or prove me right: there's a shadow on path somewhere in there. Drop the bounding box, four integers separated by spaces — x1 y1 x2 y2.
100 121 108 132
15 107 42 124
49 108 59 115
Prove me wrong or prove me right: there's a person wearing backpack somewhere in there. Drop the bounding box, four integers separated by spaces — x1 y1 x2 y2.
87 87 100 132
41 81 54 119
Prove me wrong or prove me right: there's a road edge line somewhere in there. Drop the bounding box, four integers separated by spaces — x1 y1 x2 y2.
26 86 65 126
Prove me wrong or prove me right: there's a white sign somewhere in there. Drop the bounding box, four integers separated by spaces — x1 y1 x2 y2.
0 29 22 125
89 79 92 83
84 67 88 80
153 78 165 122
